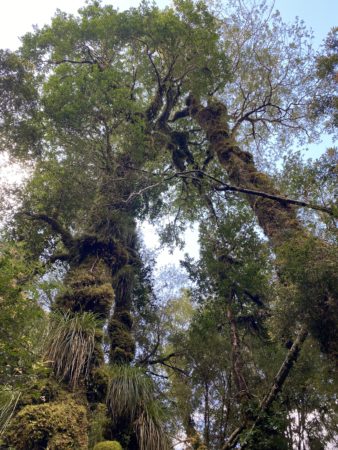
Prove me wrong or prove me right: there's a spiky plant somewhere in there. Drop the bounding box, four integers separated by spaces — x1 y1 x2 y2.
106 365 153 421
134 403 170 450
45 312 99 389
106 365 170 450
0 386 20 435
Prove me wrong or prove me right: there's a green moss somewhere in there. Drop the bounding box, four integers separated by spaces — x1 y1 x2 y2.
94 440 123 450
67 269 97 287
108 319 135 363
250 172 274 189
332 204 338 218
87 367 110 403
18 378 61 407
88 403 109 449
115 264 134 281
4 399 88 449
114 310 133 328
68 258 111 285
55 257 114 318
60 283 114 317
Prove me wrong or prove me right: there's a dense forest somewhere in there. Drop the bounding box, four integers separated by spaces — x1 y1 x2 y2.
0 1 337 449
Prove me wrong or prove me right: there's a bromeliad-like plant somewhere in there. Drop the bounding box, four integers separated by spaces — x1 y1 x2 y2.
134 403 169 450
0 386 20 436
106 365 170 450
45 312 99 389
106 365 154 421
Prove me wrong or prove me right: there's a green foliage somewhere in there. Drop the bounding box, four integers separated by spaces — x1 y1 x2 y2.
89 403 110 449
45 312 100 388
276 233 338 356
241 408 289 450
1 1 337 449
0 241 45 385
277 148 338 239
106 365 155 422
3 398 88 449
0 49 42 158
17 0 230 156
106 365 169 450
215 0 317 155
94 441 123 450
0 386 20 436
281 338 338 449
315 27 338 130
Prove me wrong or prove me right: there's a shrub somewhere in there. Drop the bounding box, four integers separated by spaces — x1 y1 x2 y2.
94 441 123 450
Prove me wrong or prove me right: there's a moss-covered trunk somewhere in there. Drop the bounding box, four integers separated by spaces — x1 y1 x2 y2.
55 254 115 372
187 97 302 244
109 265 136 364
86 167 142 447
188 96 338 358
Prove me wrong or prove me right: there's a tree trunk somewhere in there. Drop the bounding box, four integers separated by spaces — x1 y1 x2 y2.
188 95 338 358
226 304 251 402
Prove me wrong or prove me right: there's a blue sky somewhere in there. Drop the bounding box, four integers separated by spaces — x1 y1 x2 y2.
0 0 337 50
274 0 337 46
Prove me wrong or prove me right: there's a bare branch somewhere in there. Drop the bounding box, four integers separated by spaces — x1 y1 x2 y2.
175 170 335 216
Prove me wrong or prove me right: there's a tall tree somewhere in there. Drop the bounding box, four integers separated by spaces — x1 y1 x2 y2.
0 1 336 449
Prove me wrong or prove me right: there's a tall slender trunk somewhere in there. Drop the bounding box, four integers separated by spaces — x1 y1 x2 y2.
222 326 308 449
226 304 251 402
204 381 211 448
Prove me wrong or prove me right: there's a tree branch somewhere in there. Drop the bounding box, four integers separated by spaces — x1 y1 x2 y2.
146 352 181 365
175 170 334 216
19 212 75 249
222 326 308 449
48 59 95 66
258 326 308 412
